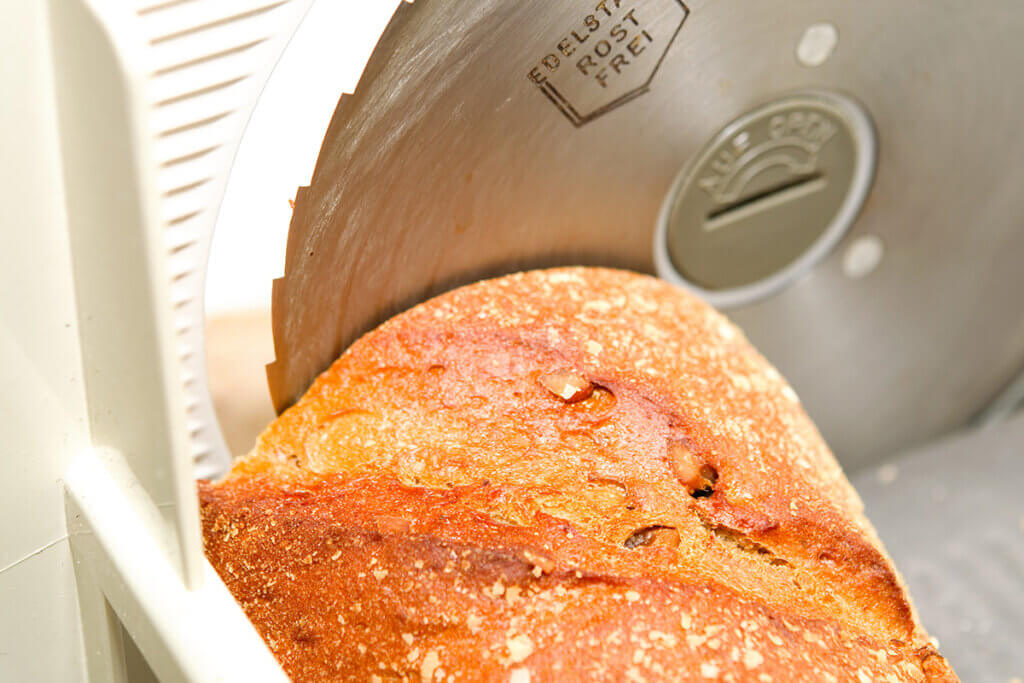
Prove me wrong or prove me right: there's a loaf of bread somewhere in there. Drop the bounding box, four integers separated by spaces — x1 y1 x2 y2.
200 267 955 681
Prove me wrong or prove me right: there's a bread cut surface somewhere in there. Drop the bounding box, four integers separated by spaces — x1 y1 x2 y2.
201 267 955 681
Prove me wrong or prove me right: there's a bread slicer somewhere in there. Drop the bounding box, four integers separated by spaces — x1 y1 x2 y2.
3 1 1023 681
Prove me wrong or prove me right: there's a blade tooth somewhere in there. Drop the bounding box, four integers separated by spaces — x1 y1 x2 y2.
266 0 437 413
266 91 361 413
265 274 292 413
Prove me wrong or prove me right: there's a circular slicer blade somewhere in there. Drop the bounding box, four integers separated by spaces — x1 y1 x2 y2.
268 0 1024 468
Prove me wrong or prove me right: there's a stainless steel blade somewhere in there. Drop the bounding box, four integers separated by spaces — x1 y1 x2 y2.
268 0 1024 469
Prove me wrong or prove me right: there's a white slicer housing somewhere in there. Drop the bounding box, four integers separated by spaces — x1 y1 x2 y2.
2 1 344 680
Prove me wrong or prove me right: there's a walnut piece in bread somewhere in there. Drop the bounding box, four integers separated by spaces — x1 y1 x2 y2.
201 267 956 681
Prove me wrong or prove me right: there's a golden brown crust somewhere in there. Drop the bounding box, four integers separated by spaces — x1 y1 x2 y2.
204 267 955 680
200 473 952 682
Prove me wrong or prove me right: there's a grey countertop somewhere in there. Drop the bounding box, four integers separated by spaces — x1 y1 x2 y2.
852 411 1024 682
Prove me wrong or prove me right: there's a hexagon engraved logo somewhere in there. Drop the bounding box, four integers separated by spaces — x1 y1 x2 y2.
526 0 689 126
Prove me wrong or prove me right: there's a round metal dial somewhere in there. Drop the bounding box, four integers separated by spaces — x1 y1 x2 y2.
656 90 876 307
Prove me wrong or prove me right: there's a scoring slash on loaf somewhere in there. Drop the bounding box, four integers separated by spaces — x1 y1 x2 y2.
201 267 956 681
